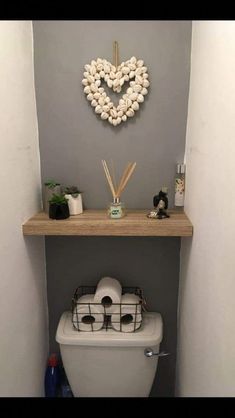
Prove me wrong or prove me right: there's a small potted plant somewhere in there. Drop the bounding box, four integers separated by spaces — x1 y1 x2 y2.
64 186 83 215
49 194 70 220
43 179 61 214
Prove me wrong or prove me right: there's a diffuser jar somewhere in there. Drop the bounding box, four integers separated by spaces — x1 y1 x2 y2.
108 198 125 219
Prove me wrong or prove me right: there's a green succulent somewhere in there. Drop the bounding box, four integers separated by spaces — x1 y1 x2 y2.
64 186 81 197
44 179 60 189
49 193 68 205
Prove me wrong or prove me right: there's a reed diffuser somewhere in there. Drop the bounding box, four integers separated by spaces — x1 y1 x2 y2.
102 160 137 219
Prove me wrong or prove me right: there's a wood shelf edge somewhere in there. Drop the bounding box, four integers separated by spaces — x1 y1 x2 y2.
22 209 193 237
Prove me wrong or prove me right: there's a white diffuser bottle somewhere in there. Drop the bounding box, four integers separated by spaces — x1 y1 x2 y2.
174 163 185 208
64 186 83 215
108 197 125 219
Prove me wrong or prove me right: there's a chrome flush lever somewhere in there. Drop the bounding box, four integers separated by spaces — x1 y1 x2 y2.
144 348 170 358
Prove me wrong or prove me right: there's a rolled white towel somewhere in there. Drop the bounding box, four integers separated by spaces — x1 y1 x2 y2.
111 293 142 332
94 277 122 314
72 294 104 331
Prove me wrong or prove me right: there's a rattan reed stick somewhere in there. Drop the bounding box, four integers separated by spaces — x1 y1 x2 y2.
102 160 116 199
102 160 137 201
110 159 117 193
103 161 115 195
118 162 136 196
115 162 132 198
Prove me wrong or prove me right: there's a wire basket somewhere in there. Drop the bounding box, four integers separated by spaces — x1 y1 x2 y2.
71 286 147 332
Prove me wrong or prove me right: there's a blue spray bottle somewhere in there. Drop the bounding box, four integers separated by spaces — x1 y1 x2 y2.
44 353 60 397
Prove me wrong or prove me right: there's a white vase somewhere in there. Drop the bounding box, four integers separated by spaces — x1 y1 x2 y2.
65 194 83 215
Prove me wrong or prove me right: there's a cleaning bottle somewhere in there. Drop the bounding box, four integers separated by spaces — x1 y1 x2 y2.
44 353 60 397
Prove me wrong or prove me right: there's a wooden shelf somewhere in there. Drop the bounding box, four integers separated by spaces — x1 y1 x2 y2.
22 209 193 237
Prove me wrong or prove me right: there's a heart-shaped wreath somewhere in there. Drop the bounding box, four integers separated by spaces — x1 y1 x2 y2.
82 56 150 126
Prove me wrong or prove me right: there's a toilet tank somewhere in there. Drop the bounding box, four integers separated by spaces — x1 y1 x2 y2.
56 311 163 397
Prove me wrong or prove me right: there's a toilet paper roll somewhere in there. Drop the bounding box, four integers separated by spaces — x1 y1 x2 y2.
111 293 142 332
72 294 104 331
94 277 122 314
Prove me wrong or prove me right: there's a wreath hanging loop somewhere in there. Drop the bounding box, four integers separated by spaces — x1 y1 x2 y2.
113 40 119 69
82 48 150 126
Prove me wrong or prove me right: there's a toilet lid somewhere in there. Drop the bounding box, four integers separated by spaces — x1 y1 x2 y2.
56 311 163 347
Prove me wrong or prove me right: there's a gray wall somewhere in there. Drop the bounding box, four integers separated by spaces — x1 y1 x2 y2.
33 20 192 397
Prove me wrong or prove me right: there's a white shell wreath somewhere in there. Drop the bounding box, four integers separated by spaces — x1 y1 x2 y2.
82 56 150 126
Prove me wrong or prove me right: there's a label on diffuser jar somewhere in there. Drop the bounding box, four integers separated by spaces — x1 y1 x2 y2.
109 203 123 219
108 198 124 219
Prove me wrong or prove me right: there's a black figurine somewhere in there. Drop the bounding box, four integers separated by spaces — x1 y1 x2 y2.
147 187 170 219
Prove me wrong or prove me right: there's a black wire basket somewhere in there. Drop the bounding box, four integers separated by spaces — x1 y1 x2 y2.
71 286 147 332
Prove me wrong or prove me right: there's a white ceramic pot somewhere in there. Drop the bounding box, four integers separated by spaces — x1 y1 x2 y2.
65 194 83 215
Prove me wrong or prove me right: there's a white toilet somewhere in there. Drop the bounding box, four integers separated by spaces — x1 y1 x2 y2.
56 311 163 397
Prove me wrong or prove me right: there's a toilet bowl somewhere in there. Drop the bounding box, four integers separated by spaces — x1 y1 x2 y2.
56 311 163 397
